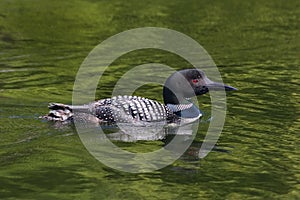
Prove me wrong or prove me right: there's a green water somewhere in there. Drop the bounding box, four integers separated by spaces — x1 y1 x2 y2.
0 0 299 199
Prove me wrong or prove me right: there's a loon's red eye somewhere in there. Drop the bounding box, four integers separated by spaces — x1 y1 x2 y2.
192 79 199 83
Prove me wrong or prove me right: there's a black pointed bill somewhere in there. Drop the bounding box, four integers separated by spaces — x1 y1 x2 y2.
206 82 237 91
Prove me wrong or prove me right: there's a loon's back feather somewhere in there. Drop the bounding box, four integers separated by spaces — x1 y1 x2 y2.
42 96 175 124
92 96 172 123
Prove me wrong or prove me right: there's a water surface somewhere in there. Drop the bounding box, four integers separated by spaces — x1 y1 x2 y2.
0 0 299 199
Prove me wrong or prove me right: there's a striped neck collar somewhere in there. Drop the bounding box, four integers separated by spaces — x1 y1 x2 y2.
166 103 194 113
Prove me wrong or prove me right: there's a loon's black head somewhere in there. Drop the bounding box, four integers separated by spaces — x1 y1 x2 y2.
163 69 237 104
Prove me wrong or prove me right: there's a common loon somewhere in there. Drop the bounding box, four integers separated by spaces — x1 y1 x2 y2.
42 69 236 124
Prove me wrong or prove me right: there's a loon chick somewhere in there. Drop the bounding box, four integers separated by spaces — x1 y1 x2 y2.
42 69 236 124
